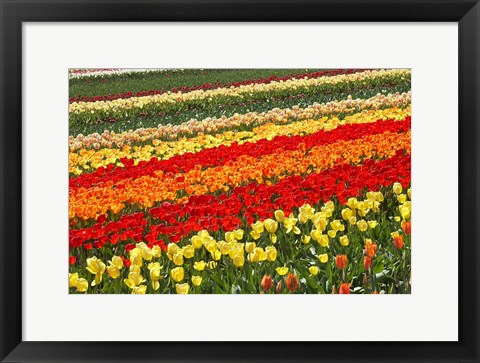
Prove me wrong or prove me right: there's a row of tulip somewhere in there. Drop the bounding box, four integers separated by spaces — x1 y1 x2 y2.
68 68 182 79
69 182 411 294
69 152 411 250
69 91 411 151
70 81 410 136
69 69 363 103
69 69 410 125
69 118 410 220
70 115 410 191
69 106 410 176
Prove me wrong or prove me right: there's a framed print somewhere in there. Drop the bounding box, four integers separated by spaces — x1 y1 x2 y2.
1 0 479 362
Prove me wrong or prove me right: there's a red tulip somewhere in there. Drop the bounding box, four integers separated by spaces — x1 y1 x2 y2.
335 255 348 270
393 235 404 249
286 273 299 292
261 275 273 291
339 283 351 294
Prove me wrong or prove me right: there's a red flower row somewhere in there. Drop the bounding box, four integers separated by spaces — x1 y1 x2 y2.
69 153 410 251
68 69 365 104
70 117 411 191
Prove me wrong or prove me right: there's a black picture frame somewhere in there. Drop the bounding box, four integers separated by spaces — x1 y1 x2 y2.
1 1 479 362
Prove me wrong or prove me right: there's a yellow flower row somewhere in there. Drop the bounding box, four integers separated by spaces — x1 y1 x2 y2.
69 69 410 115
69 183 411 294
69 91 411 150
69 106 411 175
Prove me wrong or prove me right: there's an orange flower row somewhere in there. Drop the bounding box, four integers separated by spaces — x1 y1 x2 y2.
70 130 411 220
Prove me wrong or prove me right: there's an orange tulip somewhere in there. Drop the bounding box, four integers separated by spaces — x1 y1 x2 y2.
393 235 404 249
401 220 411 235
261 275 273 291
339 283 351 294
285 273 299 292
335 254 348 270
364 256 372 270
364 240 377 258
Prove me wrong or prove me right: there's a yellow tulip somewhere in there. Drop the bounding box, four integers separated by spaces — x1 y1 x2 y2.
167 243 180 256
357 219 368 232
299 204 315 219
309 266 319 276
251 221 264 234
75 278 89 292
250 230 261 240
148 262 162 288
327 230 337 238
132 285 147 294
341 208 353 220
347 197 358 209
218 241 231 255
298 213 309 224
141 248 154 261
283 215 299 234
175 283 190 294
399 202 411 220
393 182 403 195
318 235 329 247
348 216 357 225
233 253 245 267
265 246 277 262
191 235 203 249
194 260 206 271
330 220 345 232
211 249 221 261
318 254 328 263
207 261 217 269
86 257 106 286
407 188 411 199
191 276 202 287
375 192 384 202
69 273 79 288
124 271 145 288
204 240 217 253
301 235 311 244
106 264 121 279
173 253 184 266
339 235 349 247
110 256 123 270
397 194 407 204
270 234 277 244
274 210 285 223
225 231 236 244
310 229 322 242
233 229 244 240
276 266 289 276
264 219 278 233
313 217 327 231
245 242 256 254
368 220 378 229
171 267 184 282
249 247 267 262
152 245 162 258
182 245 195 259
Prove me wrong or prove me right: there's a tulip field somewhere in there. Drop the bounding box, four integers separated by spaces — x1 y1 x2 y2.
68 68 411 294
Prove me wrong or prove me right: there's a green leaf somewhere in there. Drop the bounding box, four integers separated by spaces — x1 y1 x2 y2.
373 262 385 274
